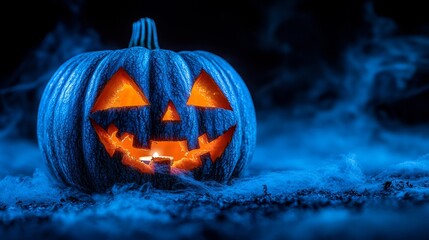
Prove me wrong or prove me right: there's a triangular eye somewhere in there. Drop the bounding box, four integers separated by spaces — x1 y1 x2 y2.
186 70 232 110
91 68 150 113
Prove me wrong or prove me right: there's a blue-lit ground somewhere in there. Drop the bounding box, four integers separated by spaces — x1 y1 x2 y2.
2 1 429 239
2 109 429 239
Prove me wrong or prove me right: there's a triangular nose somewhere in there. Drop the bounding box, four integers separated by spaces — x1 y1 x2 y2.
162 101 181 121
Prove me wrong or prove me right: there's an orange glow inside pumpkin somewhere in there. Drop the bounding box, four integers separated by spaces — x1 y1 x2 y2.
91 121 236 174
91 68 150 113
161 101 181 121
186 70 232 110
90 68 236 174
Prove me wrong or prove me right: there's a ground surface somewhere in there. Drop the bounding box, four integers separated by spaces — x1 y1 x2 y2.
2 111 429 239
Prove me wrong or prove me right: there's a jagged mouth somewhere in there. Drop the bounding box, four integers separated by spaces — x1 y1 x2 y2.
91 121 236 174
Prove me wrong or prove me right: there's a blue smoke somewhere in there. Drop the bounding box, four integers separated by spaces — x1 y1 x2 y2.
0 22 104 140
2 2 429 239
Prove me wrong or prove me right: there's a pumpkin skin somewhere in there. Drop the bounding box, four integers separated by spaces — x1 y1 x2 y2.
37 18 256 192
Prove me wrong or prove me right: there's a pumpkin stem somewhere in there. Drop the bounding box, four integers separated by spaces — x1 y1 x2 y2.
129 18 160 49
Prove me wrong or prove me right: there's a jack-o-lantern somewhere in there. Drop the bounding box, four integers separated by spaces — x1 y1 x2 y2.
37 18 256 192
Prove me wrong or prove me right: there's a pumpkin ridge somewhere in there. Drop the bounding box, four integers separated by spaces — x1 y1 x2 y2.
212 54 257 178
195 51 255 180
76 52 116 191
81 50 130 191
48 54 97 187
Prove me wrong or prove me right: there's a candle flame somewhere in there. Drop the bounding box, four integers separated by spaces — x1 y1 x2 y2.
153 152 159 158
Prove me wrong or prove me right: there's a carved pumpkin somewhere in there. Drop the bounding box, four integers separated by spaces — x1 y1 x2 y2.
37 18 256 192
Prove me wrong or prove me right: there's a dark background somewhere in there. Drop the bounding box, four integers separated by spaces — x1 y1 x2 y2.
3 0 429 140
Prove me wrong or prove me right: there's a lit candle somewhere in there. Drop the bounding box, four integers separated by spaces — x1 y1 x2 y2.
139 152 173 165
139 156 152 164
151 152 174 165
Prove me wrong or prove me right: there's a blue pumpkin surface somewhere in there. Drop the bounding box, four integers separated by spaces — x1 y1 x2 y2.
37 18 256 192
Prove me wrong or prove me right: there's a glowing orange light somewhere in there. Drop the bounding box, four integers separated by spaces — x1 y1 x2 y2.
91 68 150 112
90 68 236 174
91 120 235 174
186 70 232 110
161 101 181 121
